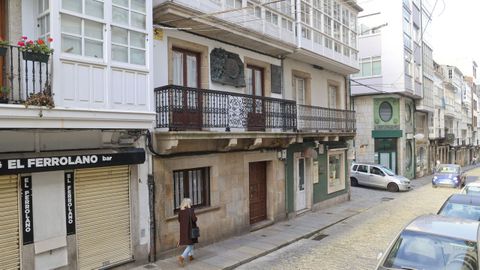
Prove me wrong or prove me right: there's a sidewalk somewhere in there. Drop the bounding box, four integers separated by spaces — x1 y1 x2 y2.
133 165 480 270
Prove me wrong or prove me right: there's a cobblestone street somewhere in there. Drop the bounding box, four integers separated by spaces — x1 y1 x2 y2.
237 169 480 270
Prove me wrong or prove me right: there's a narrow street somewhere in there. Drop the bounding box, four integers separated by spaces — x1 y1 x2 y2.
237 168 480 270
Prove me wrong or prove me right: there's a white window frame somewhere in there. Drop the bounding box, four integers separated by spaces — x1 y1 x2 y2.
37 0 51 41
111 0 148 66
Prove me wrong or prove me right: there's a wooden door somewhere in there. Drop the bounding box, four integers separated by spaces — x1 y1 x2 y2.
249 162 267 224
171 48 202 130
246 65 265 131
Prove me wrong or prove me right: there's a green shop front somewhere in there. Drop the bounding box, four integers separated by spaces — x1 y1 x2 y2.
286 141 350 216
372 98 415 179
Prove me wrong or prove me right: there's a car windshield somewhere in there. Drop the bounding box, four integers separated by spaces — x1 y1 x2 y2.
439 202 480 221
465 186 480 196
437 165 460 174
383 230 478 270
381 166 396 176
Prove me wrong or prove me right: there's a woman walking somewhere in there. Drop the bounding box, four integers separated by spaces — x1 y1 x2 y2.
178 198 198 267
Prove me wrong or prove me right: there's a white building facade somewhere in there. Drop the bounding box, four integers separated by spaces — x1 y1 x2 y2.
0 0 154 269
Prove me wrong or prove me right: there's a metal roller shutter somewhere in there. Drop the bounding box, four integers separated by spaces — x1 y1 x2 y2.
0 175 20 270
75 166 132 270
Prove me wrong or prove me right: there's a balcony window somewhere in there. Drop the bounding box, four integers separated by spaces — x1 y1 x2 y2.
313 10 322 30
314 31 322 45
61 14 104 59
328 85 338 109
38 0 50 41
265 11 278 25
324 0 332 16
334 42 341 53
279 1 292 16
301 1 311 25
324 16 332 36
247 3 262 18
281 18 294 31
313 0 321 9
325 37 333 49
63 0 105 19
342 8 349 26
334 21 340 40
302 27 312 40
111 0 147 65
226 0 242 9
353 57 381 78
342 26 349 44
333 2 340 21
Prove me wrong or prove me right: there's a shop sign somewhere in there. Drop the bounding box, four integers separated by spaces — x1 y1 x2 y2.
64 172 76 235
21 176 34 245
0 148 145 175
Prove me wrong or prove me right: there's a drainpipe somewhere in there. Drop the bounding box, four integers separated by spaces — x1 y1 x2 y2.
148 173 156 262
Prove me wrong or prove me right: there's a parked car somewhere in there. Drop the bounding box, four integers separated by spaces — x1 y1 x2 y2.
432 164 465 188
376 214 479 270
437 194 480 221
462 182 480 196
350 163 411 192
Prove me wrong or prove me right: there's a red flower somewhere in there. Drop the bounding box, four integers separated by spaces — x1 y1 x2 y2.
47 37 53 43
21 36 28 40
17 41 25 47
37 39 45 45
27 40 34 45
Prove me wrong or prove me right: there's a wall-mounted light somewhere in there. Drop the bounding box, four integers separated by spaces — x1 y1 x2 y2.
277 149 287 160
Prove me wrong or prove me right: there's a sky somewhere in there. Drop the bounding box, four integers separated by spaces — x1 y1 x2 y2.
430 0 480 76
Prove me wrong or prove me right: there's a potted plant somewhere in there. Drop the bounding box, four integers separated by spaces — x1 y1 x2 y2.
0 86 10 103
0 37 9 57
24 91 55 108
17 36 53 63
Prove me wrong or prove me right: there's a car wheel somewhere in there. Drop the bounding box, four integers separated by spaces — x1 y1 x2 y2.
350 177 358 187
387 182 399 192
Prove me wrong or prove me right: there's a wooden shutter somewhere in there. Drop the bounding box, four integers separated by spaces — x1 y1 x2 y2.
0 175 20 270
75 166 131 270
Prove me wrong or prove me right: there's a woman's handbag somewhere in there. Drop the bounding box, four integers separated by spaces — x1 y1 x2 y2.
189 208 200 239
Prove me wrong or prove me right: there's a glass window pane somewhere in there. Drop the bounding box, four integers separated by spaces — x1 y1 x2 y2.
173 51 184 86
46 14 50 33
61 15 82 35
38 18 46 36
111 26 128 45
112 44 128 62
186 55 198 87
86 0 104 18
62 0 82 13
131 12 146 29
130 31 145 48
113 0 129 8
131 0 146 12
131 49 145 65
361 62 372 77
61 34 81 55
44 0 49 10
85 39 103 58
372 61 381 75
85 20 103 39
113 6 129 26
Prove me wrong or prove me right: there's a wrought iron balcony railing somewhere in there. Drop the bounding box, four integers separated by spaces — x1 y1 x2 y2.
297 104 356 132
0 44 52 104
154 85 297 131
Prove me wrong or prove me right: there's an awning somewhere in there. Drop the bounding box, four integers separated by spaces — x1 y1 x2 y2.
0 148 145 175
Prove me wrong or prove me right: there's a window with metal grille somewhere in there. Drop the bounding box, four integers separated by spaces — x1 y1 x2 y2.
173 167 210 211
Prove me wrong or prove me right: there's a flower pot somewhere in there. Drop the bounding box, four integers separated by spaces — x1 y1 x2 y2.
22 51 49 63
0 47 7 57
